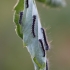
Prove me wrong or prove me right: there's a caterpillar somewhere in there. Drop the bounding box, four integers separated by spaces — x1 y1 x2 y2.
26 0 29 8
19 12 23 24
41 28 49 50
32 15 36 37
39 39 45 57
46 61 48 70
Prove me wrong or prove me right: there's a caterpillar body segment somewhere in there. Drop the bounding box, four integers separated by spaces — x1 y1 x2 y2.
41 28 49 50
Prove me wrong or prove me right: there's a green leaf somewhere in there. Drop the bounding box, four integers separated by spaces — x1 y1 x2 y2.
14 0 24 14
14 13 23 39
13 0 48 70
13 0 24 39
33 57 45 70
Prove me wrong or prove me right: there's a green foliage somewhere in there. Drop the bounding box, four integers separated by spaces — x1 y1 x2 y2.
14 0 24 14
36 0 66 7
46 0 66 7
33 57 45 70
14 13 23 39
14 0 24 39
36 0 46 3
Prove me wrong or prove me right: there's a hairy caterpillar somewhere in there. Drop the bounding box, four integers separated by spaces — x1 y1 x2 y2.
19 12 23 24
32 15 36 37
26 0 29 8
46 61 48 70
39 39 45 57
41 28 49 50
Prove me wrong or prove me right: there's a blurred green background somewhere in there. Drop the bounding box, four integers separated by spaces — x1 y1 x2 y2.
0 0 70 70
